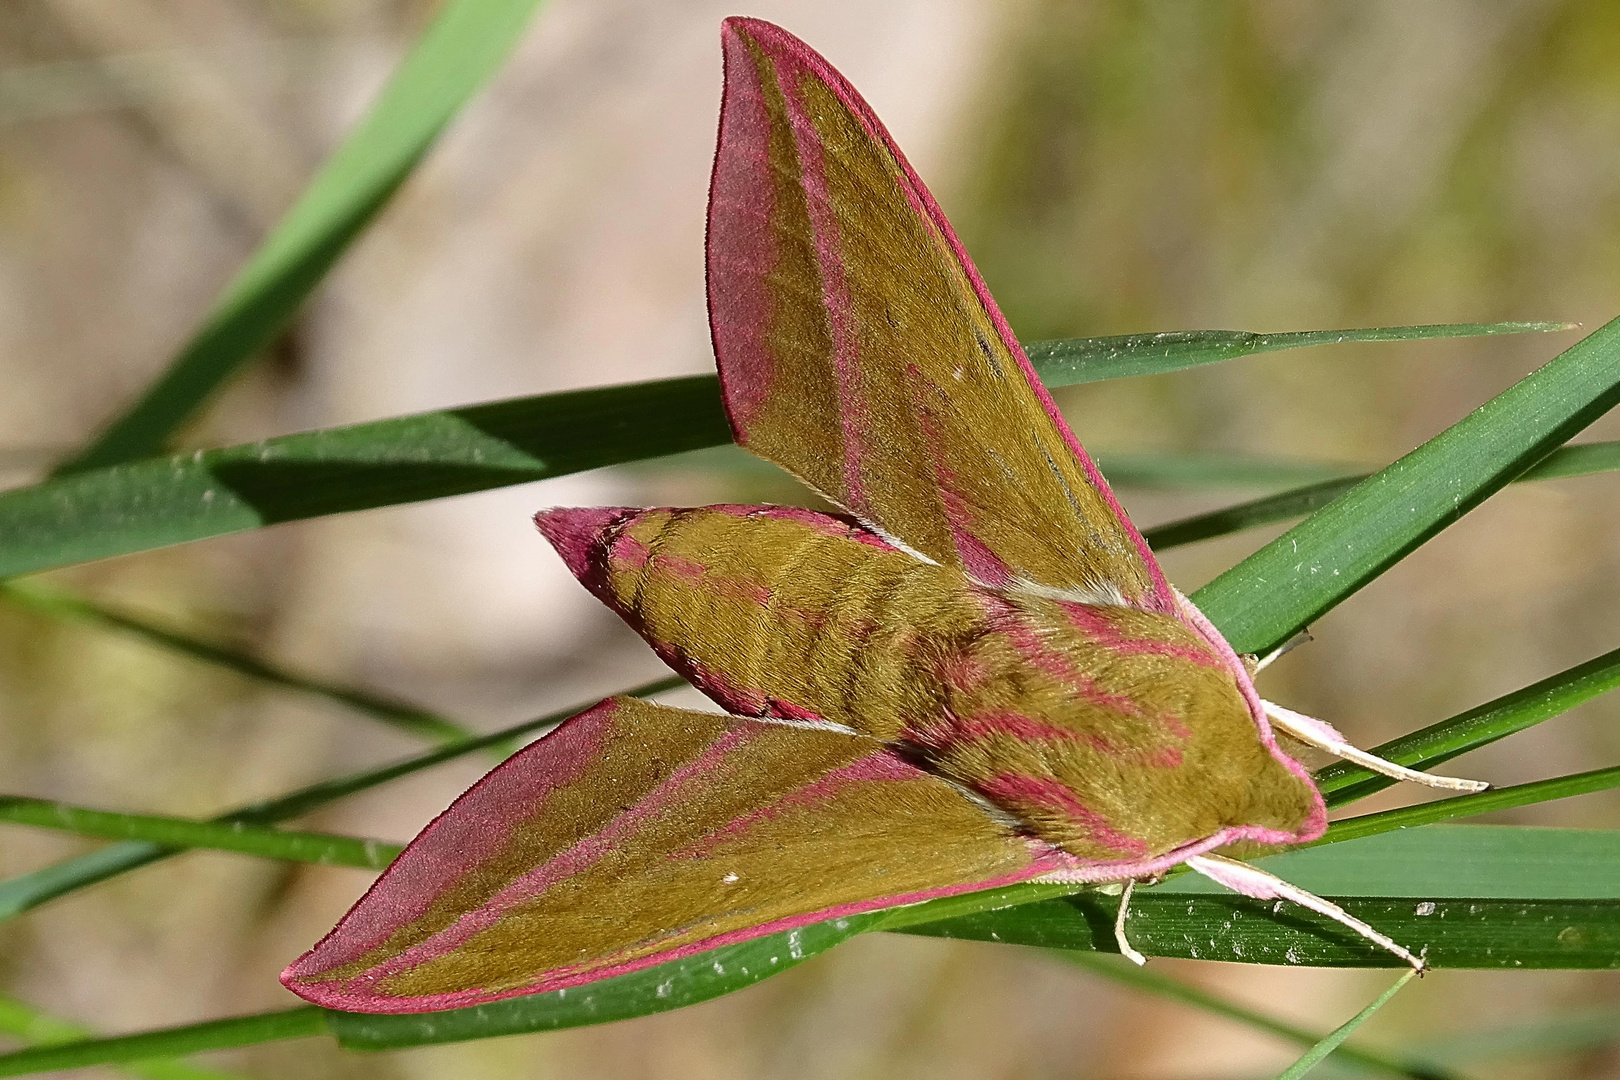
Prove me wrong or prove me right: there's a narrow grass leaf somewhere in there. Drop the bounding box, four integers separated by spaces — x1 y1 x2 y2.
1192 315 1620 655
1273 970 1417 1080
0 580 474 743
1317 644 1620 807
0 994 247 1080
1027 321 1572 385
0 1009 327 1078
0 323 1565 580
1054 953 1456 1080
1144 441 1620 551
0 795 400 868
905 891 1620 968
1321 765 1620 844
0 675 682 919
56 0 550 474
1154 825 1620 899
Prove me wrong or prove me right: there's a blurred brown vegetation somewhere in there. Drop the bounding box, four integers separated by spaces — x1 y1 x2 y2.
0 0 1617 1077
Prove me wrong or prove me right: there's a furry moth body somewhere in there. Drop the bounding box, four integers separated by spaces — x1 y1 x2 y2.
282 17 1486 1013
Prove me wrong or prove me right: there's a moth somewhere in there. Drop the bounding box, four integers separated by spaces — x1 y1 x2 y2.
283 17 1487 1013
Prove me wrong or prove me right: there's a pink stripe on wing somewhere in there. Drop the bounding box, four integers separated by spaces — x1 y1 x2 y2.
1061 602 1223 670
285 697 623 973
980 772 1150 858
774 53 870 511
707 22 783 434
349 724 766 989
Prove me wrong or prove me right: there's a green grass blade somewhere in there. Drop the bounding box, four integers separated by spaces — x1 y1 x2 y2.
0 580 474 744
1321 765 1620 844
1191 315 1620 655
1153 825 1620 899
0 376 733 580
1054 954 1457 1080
905 891 1620 969
0 1008 327 1078
1027 321 1572 385
1273 971 1418 1080
1096 453 1359 490
0 994 248 1080
55 0 550 475
0 795 399 868
0 675 683 919
1144 441 1620 551
0 323 1566 580
1317 645 1620 807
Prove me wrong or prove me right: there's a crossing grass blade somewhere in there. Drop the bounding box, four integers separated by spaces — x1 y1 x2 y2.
0 323 1569 581
1272 971 1418 1080
1143 440 1620 550
0 675 684 920
1190 314 1620 656
0 580 475 744
1319 766 1620 844
0 994 249 1080
0 795 399 868
1026 321 1572 385
0 1009 327 1078
1053 953 1461 1080
54 0 551 475
1317 644 1620 807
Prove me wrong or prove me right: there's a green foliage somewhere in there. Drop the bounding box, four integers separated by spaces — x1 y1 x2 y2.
0 1 1615 1072
1272 971 1418 1080
53 0 550 474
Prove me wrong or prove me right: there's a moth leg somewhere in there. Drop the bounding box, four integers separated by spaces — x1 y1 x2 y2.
1113 879 1147 966
1253 629 1313 673
1261 700 1489 793
1185 854 1425 973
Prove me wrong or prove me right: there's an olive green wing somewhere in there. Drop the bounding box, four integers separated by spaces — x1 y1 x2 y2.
707 18 1173 609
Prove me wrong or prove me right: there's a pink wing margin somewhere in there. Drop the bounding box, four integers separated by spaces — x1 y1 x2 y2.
283 696 1110 1013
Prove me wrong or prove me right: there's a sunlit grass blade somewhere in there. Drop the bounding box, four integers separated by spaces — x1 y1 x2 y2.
54 0 550 475
1096 452 1359 490
0 795 399 868
1321 765 1620 844
0 1009 327 1078
1273 970 1418 1080
1155 825 1620 900
1191 315 1620 655
1317 645 1620 807
907 891 1620 968
0 675 683 920
0 323 1566 580
0 580 474 744
0 994 248 1080
1144 441 1620 550
1027 321 1573 385
1054 953 1457 1080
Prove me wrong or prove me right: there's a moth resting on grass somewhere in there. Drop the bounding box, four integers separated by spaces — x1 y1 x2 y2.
283 17 1488 1013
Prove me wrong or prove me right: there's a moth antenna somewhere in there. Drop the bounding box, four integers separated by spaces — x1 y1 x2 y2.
1113 879 1147 966
1184 854 1425 973
1261 700 1490 793
1253 628 1314 673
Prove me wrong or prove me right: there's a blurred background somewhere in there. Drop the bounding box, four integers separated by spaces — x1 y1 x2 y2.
2 0 1619 1076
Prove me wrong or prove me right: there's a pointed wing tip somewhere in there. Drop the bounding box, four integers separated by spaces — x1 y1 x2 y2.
534 506 632 582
